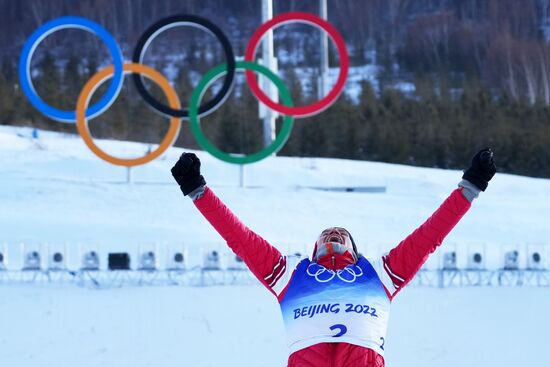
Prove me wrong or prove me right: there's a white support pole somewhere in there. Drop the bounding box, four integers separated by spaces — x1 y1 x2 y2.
239 164 245 188
318 0 329 99
126 167 132 184
260 0 277 149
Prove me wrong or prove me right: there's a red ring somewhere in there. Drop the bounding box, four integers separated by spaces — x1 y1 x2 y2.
244 12 349 118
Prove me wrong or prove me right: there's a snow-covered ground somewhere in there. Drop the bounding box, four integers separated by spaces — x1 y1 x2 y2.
1 125 549 367
1 285 547 367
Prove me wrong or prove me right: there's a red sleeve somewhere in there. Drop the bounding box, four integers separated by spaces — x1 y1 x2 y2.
383 188 471 297
193 186 285 294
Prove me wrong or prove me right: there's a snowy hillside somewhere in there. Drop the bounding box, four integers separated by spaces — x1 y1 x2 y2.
2 126 549 256
1 125 549 367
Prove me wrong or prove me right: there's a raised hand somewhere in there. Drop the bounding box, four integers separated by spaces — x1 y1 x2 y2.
171 153 206 196
462 148 496 191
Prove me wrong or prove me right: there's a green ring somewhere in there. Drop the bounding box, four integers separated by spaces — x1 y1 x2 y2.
188 60 294 164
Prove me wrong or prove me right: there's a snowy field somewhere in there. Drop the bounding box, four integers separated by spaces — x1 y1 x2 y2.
1 125 549 366
1 285 548 367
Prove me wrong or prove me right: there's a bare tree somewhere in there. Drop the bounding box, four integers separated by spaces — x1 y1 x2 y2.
539 47 550 104
521 52 538 104
505 36 519 100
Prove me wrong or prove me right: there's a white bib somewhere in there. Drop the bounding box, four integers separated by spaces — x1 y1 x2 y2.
279 257 390 355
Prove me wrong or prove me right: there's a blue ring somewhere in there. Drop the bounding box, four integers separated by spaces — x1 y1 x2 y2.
18 16 124 123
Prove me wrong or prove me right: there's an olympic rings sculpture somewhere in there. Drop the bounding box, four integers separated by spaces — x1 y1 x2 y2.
306 263 364 283
18 13 349 166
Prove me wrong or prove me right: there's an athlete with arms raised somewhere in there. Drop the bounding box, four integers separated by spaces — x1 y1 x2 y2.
171 148 496 367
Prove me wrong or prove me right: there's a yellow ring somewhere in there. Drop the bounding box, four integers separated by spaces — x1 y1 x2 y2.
76 63 181 167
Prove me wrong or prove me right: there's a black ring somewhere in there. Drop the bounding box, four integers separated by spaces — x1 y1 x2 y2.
132 15 235 118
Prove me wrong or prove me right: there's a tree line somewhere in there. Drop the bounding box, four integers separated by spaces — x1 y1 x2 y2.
1 55 548 178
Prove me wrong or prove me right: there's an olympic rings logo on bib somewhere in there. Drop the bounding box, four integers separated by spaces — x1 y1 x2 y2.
306 263 363 283
18 13 349 166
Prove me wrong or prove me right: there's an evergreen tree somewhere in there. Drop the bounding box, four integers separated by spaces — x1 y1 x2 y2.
32 51 64 130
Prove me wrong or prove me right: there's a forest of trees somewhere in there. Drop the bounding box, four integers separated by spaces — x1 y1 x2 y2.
1 0 549 177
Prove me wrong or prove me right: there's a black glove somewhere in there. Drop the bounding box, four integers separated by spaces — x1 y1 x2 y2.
462 148 496 191
171 153 206 196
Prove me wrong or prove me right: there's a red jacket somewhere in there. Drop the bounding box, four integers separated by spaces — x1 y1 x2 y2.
193 186 471 366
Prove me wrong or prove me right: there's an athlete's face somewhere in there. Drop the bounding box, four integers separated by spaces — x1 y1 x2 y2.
314 227 356 263
318 227 351 247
